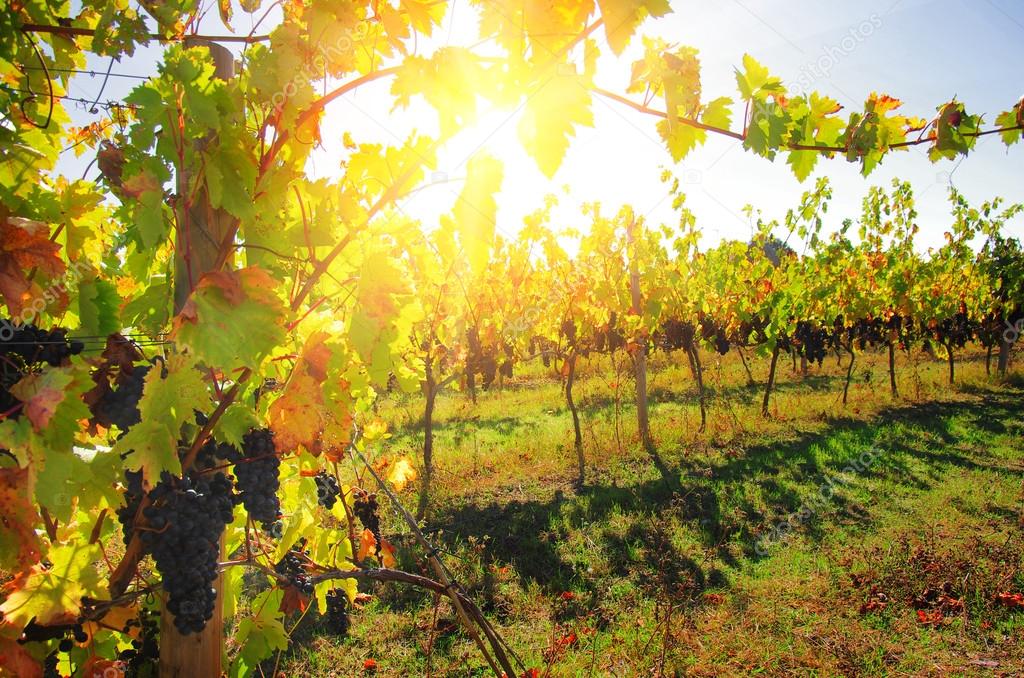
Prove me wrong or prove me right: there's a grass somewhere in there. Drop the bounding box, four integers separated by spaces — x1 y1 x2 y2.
275 346 1024 677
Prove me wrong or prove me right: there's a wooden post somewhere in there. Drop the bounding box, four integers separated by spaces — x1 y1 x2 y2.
162 37 235 678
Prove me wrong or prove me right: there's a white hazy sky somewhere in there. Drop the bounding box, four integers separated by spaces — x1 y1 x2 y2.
59 0 1024 251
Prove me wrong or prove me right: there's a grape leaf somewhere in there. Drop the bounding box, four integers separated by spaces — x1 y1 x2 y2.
9 369 74 432
173 267 288 371
443 153 503 275
0 637 41 678
230 589 288 678
214 403 260 449
597 0 672 55
0 467 42 571
518 72 593 178
734 54 783 100
995 107 1022 146
0 542 105 629
657 119 705 162
0 218 66 315
77 275 121 338
701 96 733 130
114 354 208 483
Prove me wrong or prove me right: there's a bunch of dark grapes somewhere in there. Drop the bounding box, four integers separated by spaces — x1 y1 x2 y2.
0 321 84 366
140 472 235 634
325 589 350 637
793 320 828 366
275 544 314 595
315 471 341 509
353 491 382 559
191 437 242 474
500 343 514 379
1 322 84 422
118 608 159 675
91 364 150 431
660 319 695 353
233 428 281 529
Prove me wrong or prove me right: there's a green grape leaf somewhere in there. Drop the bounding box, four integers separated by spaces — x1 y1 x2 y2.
173 267 288 371
214 403 259 449
114 354 208 484
230 589 288 678
787 149 818 182
77 275 121 338
995 106 1022 145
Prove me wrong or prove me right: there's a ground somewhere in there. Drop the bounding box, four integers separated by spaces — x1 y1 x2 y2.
270 346 1024 677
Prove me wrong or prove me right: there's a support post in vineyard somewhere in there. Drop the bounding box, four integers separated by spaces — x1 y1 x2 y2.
162 37 235 678
997 336 1011 375
944 341 955 385
842 344 856 405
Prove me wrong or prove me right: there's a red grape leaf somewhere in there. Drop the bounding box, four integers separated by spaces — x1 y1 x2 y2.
9 369 74 431
0 467 42 571
0 637 42 678
0 218 66 315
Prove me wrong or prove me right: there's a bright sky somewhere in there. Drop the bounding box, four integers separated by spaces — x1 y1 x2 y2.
60 0 1024 251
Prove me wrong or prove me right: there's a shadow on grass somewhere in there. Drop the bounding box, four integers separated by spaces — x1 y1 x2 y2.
424 384 1023 599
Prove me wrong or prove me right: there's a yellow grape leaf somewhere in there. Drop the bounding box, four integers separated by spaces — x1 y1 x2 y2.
518 73 593 178
391 48 485 137
362 419 390 442
442 153 503 276
400 0 446 34
269 370 323 455
0 542 105 629
269 331 350 456
83 605 139 643
386 457 417 492
597 0 672 55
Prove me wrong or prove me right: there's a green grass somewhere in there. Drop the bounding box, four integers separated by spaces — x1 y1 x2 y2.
275 347 1024 676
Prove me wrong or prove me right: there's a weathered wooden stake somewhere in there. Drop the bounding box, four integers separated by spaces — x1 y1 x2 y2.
162 37 235 678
